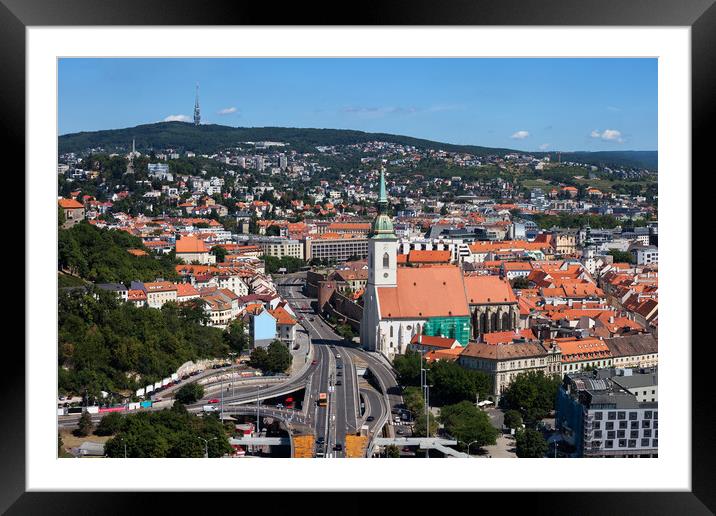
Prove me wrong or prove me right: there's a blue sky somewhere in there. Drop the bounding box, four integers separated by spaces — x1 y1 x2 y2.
58 58 657 151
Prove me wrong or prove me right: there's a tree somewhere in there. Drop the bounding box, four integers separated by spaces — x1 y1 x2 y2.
439 401 498 449
95 412 124 436
211 245 228 263
510 276 530 289
413 411 439 437
428 360 492 406
500 371 561 426
402 386 425 416
515 428 548 458
265 340 292 373
175 383 205 405
503 409 523 430
608 249 635 264
223 319 248 354
393 350 422 386
385 444 400 458
248 347 269 371
75 411 94 437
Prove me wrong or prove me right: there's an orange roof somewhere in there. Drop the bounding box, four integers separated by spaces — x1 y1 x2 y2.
407 250 451 264
410 334 460 349
245 303 265 315
377 266 469 319
175 235 209 254
127 248 148 257
482 329 536 345
464 275 517 304
143 281 176 293
127 289 147 301
424 347 463 363
175 283 200 298
58 198 84 209
554 337 611 360
269 306 297 326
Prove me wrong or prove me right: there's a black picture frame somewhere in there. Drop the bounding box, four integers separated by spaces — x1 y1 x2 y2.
5 0 711 513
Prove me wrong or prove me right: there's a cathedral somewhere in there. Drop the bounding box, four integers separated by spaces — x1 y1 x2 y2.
361 171 519 361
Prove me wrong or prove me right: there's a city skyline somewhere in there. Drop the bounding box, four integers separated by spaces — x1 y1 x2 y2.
58 58 657 152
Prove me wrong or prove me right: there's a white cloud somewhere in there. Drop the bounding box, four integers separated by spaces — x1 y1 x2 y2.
590 129 624 143
511 130 530 140
163 114 191 122
218 107 237 115
539 143 550 150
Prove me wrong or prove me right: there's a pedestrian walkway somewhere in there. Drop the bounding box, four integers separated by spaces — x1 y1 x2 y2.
289 325 311 376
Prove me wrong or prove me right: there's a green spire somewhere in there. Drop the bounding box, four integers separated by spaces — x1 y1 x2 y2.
370 168 395 239
379 169 388 204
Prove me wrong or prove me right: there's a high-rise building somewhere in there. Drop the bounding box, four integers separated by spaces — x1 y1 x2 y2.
193 83 201 126
279 154 288 170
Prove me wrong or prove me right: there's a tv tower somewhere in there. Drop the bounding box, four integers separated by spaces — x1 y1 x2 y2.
193 83 201 126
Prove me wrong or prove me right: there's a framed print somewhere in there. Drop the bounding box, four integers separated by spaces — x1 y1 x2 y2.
6 0 714 513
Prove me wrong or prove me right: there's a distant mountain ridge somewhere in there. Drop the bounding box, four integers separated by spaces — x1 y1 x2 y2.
58 121 658 170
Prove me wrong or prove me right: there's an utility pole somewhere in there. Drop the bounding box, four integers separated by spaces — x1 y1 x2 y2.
256 384 261 433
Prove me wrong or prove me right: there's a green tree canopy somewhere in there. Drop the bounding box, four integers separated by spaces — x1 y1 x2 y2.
94 412 124 436
500 371 561 426
503 409 524 430
439 401 498 450
58 222 179 283
174 383 205 405
393 350 422 387
515 428 548 458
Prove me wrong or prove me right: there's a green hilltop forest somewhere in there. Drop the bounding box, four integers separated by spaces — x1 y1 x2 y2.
58 222 179 284
59 121 657 170
58 288 229 397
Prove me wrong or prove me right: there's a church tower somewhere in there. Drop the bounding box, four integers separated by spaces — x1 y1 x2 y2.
361 169 397 352
367 169 398 286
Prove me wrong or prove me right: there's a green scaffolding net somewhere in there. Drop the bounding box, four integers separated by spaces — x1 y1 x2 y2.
423 316 471 346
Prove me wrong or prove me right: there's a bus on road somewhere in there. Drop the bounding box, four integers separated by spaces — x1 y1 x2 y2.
317 393 327 407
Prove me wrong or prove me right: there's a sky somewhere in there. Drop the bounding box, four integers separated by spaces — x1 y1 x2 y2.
58 58 657 151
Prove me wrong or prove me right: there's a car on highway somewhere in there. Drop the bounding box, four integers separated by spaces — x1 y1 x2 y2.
309 317 315 321
276 403 284 409
335 353 341 358
334 443 343 451
208 398 220 404
316 437 325 445
336 380 342 386
336 364 343 369
366 416 375 422
312 360 318 365
337 371 342 376
396 428 405 435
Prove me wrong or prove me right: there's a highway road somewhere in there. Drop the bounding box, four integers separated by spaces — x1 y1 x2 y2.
59 272 403 459
278 272 403 456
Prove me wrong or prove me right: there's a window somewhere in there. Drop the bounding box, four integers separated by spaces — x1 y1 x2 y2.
595 412 603 420
617 430 625 439
644 411 652 419
605 422 614 430
619 421 627 429
605 440 614 449
383 252 390 268
628 440 636 448
652 439 658 447
607 431 615 439
594 430 602 439
594 422 601 429
619 439 627 448
643 429 652 438
617 411 626 420
631 421 639 429
629 412 638 420
630 430 639 439
642 420 651 429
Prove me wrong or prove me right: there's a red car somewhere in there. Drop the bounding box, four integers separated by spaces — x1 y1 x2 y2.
311 360 318 365
208 398 220 404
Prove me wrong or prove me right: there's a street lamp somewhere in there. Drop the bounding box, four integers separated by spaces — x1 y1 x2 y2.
119 436 127 458
197 436 217 458
256 384 263 433
458 440 479 457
